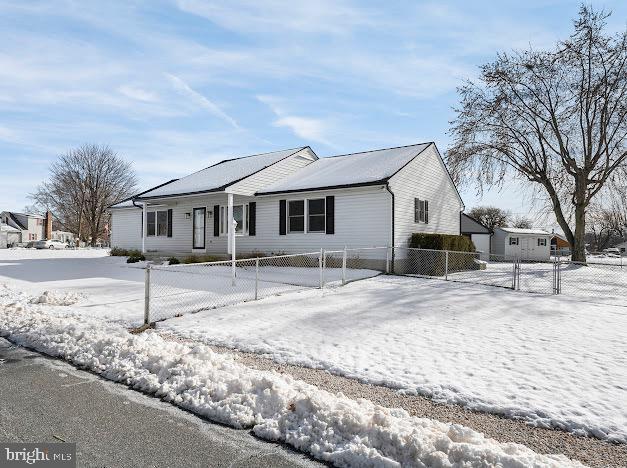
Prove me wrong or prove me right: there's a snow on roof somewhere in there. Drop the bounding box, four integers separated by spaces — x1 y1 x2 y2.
257 143 432 194
0 222 20 232
109 199 138 209
499 227 551 235
137 147 307 199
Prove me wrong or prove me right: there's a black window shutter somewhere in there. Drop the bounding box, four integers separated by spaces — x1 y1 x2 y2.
279 200 286 235
325 196 335 234
414 198 419 223
213 205 220 236
167 209 173 237
425 201 429 224
248 202 256 236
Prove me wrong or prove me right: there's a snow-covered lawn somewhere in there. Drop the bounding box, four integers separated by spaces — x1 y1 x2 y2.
0 248 146 324
0 287 582 467
160 275 627 444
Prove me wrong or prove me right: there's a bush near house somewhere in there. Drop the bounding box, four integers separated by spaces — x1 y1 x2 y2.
409 233 475 252
126 252 145 263
407 233 477 276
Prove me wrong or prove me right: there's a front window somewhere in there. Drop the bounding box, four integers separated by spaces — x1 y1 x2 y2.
288 200 304 233
307 199 325 232
147 212 156 236
220 204 249 235
147 210 168 237
509 237 519 245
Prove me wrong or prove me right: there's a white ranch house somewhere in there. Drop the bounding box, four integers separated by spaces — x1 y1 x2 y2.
491 227 552 260
109 143 465 259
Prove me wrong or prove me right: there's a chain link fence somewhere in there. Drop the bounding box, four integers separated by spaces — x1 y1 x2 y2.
142 246 626 324
145 248 387 323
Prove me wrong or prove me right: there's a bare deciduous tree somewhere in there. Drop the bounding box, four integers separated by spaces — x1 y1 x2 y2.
511 216 533 229
468 206 510 231
31 144 137 245
447 6 627 261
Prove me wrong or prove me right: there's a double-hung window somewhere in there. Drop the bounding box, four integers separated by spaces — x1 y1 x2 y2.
219 204 249 235
414 199 429 223
147 210 169 237
288 200 304 233
509 237 519 245
307 199 325 232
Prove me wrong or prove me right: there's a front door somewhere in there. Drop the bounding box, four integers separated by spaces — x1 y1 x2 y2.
193 207 206 249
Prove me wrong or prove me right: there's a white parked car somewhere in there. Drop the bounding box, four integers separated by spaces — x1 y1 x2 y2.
603 248 621 256
34 239 68 249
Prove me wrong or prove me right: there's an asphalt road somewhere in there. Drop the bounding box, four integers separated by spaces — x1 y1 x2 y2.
0 338 323 467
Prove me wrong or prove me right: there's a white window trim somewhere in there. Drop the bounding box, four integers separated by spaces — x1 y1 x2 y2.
219 203 249 237
147 210 169 237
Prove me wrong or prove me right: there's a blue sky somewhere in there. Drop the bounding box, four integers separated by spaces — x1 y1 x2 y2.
1 0 626 225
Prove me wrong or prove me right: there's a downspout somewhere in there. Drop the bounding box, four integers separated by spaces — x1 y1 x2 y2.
385 183 395 273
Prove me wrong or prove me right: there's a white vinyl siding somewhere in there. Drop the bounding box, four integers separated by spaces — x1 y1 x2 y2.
110 208 142 250
388 145 463 247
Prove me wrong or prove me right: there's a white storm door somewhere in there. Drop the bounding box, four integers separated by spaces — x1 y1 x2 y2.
193 207 206 249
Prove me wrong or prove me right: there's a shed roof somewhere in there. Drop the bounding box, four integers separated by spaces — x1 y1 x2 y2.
136 147 308 200
257 143 432 195
499 227 551 236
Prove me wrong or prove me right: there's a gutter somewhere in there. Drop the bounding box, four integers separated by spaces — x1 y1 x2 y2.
385 183 395 273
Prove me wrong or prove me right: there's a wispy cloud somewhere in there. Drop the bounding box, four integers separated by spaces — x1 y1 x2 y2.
257 95 336 148
165 73 240 130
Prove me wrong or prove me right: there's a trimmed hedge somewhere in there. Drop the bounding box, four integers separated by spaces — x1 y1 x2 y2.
409 233 475 252
406 233 477 276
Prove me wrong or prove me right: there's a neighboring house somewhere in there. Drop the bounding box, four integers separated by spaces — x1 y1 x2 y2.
0 222 21 248
460 213 491 260
613 240 627 254
0 211 47 243
51 230 75 244
109 143 465 259
551 232 571 256
491 227 552 260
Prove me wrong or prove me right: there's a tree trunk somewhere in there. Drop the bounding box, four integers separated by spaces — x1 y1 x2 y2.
572 203 587 262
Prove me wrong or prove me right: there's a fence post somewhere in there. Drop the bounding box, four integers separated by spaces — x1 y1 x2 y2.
342 247 347 285
255 257 259 300
385 246 390 274
144 264 151 325
511 259 516 290
445 250 449 280
319 248 324 289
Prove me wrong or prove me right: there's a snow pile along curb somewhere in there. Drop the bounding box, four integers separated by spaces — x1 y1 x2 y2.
0 301 583 466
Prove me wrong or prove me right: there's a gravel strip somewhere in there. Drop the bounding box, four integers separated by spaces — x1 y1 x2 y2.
159 331 625 468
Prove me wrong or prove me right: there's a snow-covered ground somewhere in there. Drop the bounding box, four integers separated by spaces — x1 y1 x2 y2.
0 286 582 467
0 248 146 324
161 275 627 444
1 248 625 446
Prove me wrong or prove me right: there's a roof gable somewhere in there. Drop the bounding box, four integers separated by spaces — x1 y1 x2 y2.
137 147 308 200
257 143 432 195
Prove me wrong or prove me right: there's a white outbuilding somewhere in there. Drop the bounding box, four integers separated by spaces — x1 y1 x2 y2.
491 227 552 260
